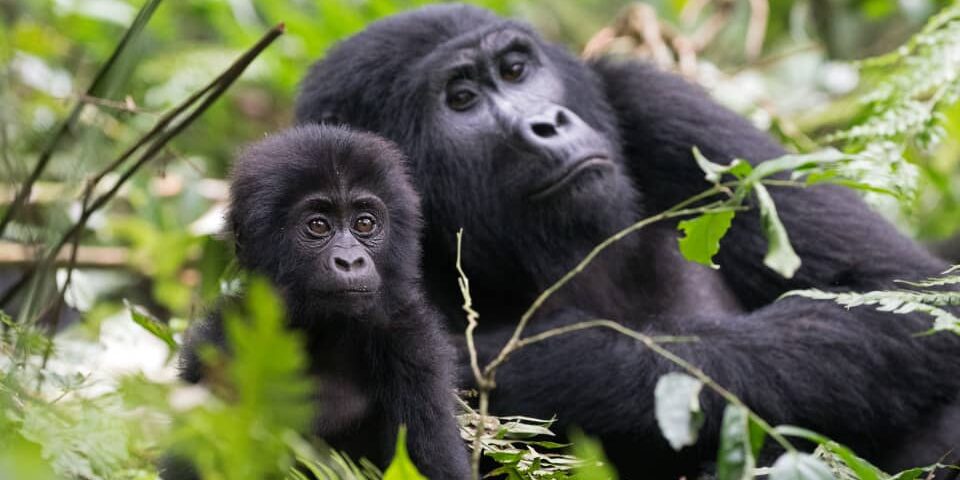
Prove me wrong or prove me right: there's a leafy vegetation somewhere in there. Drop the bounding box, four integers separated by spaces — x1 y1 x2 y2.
1 0 959 479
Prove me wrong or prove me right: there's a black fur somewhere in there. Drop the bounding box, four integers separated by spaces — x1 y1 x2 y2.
178 125 470 479
295 5 960 477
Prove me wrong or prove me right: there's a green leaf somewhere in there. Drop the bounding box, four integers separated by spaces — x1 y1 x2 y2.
692 147 753 183
746 150 851 185
654 373 704 451
569 429 619 480
754 184 801 278
176 276 314 480
383 426 427 480
889 468 929 480
125 300 177 351
776 426 882 480
769 452 833 480
716 405 761 480
678 210 736 269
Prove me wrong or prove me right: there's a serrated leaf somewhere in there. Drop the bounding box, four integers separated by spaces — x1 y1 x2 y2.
754 184 801 278
678 210 736 269
769 452 834 480
654 373 705 451
716 405 760 480
383 426 427 480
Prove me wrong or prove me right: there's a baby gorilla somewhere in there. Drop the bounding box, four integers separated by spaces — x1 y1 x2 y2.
178 125 470 479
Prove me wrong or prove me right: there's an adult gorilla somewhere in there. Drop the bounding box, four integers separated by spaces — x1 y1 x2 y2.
295 4 960 476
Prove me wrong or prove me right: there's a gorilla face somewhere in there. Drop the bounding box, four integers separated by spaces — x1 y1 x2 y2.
229 125 423 319
285 187 387 310
420 25 618 203
297 6 639 281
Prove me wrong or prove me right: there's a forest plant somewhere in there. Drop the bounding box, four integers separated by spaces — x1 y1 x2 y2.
824 4 960 204
786 266 960 335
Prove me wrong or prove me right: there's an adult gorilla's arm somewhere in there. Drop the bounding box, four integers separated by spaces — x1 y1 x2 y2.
589 59 949 304
464 59 960 474
479 300 960 476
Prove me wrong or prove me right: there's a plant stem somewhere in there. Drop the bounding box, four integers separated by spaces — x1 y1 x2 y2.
506 318 795 453
455 229 486 480
1 23 285 315
484 197 737 377
0 0 163 238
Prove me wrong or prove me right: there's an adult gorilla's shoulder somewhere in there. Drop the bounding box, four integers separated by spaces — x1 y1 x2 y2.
295 5 960 478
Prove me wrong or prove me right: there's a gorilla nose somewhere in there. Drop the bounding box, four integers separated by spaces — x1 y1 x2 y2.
332 253 369 275
529 108 571 139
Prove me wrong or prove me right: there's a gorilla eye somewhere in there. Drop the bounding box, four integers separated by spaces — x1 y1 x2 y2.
447 89 477 111
353 215 377 235
307 218 332 236
499 60 525 82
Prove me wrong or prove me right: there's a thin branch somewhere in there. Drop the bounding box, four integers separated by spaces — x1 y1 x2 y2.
506 318 796 453
0 23 285 311
745 0 769 60
628 4 675 67
0 241 128 268
455 229 486 480
73 94 158 116
0 0 162 238
484 193 735 378
688 0 735 51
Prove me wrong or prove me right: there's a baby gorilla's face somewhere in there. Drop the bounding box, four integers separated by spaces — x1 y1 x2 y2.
229 124 421 324
285 187 389 317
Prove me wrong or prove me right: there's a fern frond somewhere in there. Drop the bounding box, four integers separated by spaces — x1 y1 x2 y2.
823 5 960 202
785 286 960 335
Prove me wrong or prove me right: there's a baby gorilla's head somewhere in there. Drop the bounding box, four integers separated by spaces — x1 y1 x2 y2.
228 125 421 319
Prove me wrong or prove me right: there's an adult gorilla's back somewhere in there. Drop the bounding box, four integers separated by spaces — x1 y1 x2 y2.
297 4 960 477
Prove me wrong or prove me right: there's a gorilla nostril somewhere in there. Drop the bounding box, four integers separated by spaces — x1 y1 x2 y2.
531 122 558 138
334 256 351 272
334 255 367 273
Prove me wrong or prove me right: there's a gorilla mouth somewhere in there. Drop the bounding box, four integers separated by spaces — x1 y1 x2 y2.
320 286 379 297
333 288 377 295
528 156 615 201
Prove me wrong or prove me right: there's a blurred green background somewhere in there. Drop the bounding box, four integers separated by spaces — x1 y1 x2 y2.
2 1 960 478
3 0 958 324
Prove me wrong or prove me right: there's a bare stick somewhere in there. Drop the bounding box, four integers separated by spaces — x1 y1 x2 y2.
0 242 128 268
506 318 796 452
0 0 162 238
455 229 486 480
745 0 769 60
0 23 285 311
483 191 734 378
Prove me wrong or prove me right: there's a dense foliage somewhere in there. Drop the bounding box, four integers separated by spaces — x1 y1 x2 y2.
1 0 959 479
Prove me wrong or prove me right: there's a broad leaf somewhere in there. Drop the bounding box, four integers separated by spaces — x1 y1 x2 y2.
746 150 850 185
383 426 427 480
692 147 753 183
776 426 882 480
678 210 736 269
754 184 801 278
716 405 762 480
569 430 619 480
654 373 704 451
769 452 833 480
125 300 177 351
